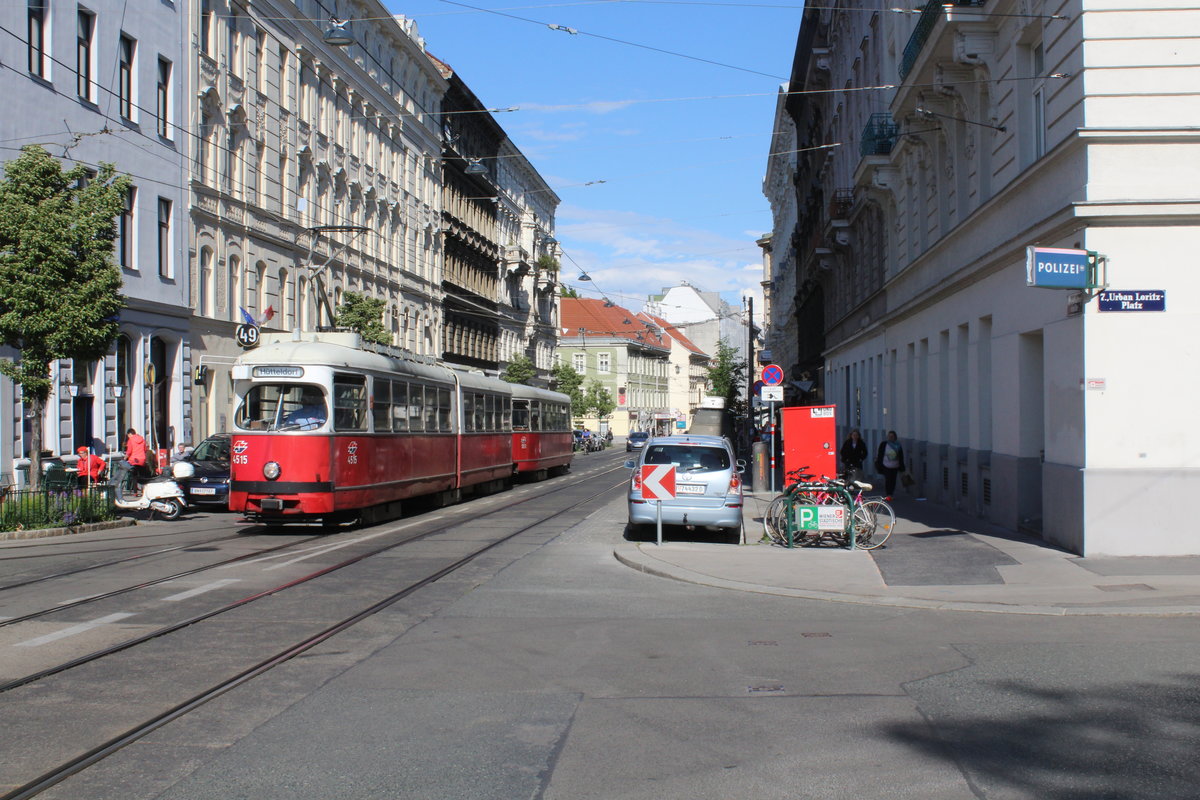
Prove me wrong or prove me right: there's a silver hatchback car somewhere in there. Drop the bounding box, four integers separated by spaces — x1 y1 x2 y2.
626 435 745 540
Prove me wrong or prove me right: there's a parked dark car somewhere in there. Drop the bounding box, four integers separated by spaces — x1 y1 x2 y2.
626 431 650 452
177 433 231 508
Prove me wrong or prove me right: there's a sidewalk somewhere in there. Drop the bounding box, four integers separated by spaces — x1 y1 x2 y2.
614 490 1200 616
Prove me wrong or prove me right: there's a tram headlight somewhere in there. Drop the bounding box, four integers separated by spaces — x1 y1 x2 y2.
263 461 282 480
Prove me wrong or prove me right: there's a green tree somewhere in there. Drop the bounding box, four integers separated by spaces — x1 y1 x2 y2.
500 354 536 384
0 146 130 488
707 338 747 409
581 379 615 419
550 362 584 417
559 285 579 299
535 254 559 272
334 291 389 345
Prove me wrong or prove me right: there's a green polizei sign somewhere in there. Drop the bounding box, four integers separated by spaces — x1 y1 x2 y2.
793 505 846 531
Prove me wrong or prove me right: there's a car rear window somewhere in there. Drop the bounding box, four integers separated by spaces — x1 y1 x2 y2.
643 445 730 472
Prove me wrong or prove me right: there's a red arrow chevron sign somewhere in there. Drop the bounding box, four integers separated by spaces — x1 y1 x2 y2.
640 464 677 500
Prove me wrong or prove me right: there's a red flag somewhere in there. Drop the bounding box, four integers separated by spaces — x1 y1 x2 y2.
258 305 275 324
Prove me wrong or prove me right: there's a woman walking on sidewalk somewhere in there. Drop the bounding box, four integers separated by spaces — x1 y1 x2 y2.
874 430 905 500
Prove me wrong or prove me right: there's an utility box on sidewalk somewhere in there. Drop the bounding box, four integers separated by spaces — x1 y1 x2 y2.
781 405 837 482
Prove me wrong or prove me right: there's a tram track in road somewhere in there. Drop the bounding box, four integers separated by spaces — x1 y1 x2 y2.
0 459 631 800
0 454 625 624
0 525 273 592
0 460 629 695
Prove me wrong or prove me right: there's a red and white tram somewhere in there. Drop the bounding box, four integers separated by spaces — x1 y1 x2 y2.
227 332 572 524
509 383 573 480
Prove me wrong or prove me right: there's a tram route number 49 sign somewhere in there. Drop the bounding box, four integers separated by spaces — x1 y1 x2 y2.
640 464 676 500
235 323 260 349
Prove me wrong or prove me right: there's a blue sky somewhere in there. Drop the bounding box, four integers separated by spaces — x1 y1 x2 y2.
384 0 804 319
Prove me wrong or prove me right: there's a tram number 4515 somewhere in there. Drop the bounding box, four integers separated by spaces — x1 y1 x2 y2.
235 324 260 349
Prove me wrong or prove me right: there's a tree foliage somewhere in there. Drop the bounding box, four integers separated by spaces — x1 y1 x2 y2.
559 285 579 298
334 291 390 345
0 145 130 486
500 354 536 384
706 338 747 408
550 362 585 416
581 379 615 419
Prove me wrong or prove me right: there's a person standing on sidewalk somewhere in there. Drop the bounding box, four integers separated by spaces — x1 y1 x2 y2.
124 428 149 485
839 429 867 483
874 430 905 500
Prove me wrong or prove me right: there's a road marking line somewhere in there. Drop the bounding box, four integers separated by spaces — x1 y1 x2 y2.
59 595 104 605
15 612 136 647
162 579 241 602
232 519 424 570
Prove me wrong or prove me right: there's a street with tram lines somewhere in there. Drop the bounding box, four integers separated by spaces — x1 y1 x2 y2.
1 447 1198 799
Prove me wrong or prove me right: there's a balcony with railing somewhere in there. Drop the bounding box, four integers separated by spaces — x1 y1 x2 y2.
860 114 899 157
899 0 987 81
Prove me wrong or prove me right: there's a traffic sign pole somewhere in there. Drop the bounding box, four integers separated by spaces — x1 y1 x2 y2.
656 500 663 546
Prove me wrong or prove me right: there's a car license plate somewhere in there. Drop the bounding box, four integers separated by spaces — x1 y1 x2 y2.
191 487 217 495
676 483 706 494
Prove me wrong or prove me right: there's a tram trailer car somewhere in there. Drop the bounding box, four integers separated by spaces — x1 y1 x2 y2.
227 332 571 524
510 383 573 480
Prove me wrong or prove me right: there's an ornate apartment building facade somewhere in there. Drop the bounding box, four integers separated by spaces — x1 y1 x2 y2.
187 1 448 440
765 0 1200 555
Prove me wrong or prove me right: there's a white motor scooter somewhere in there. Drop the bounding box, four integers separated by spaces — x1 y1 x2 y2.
110 460 191 520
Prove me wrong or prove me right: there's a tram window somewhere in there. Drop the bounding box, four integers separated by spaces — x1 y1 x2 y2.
529 402 541 432
372 378 391 432
512 399 530 431
392 382 408 431
236 384 328 431
472 392 485 431
438 388 451 431
485 394 496 431
407 383 424 432
424 385 439 431
462 393 475 432
502 397 512 431
333 375 367 431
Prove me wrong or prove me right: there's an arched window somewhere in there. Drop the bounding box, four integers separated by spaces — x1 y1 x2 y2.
297 275 309 330
229 255 241 321
198 247 213 316
278 268 290 329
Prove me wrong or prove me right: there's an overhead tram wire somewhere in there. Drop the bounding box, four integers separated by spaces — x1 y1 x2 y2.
438 0 789 80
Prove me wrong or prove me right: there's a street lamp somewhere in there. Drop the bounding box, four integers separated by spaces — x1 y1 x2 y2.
323 19 355 47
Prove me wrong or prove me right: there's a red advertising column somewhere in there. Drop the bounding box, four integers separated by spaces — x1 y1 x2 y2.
780 405 837 482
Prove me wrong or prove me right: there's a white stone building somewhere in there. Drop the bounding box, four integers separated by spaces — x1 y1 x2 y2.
767 0 1200 555
644 282 752 386
1 0 190 472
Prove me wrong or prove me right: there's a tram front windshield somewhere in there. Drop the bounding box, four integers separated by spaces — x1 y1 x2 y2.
236 384 329 431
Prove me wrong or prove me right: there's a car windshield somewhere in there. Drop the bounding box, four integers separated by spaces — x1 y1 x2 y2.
235 384 329 431
643 445 730 472
631 432 648 440
190 437 229 462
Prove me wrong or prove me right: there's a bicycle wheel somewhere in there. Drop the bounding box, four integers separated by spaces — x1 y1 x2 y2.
764 495 789 544
852 499 895 549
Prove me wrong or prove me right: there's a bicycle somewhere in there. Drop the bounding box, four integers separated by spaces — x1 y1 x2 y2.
764 468 895 550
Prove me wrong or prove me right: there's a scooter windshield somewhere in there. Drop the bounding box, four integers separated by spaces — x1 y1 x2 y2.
235 383 329 432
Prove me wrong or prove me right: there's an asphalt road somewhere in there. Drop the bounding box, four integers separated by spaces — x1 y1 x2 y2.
3 449 1197 799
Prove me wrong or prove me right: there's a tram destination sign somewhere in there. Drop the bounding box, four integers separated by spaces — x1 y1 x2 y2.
1026 246 1091 289
1098 290 1165 312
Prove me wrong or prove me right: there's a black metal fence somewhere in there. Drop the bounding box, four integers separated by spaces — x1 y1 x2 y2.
0 485 117 532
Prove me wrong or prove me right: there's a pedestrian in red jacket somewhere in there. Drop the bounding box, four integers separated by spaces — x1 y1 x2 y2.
76 446 106 487
124 429 148 482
